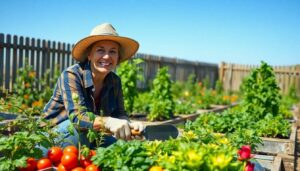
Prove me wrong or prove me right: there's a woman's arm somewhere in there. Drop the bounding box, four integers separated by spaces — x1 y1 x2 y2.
60 70 95 129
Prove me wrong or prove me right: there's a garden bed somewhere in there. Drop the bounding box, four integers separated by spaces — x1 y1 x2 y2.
256 122 297 156
130 103 236 126
254 154 282 171
256 106 299 156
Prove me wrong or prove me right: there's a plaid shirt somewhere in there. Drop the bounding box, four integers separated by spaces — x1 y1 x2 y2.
43 61 128 129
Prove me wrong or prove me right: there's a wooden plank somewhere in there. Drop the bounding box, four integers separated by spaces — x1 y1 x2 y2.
61 43 66 70
57 42 62 72
219 62 225 85
18 36 24 69
5 34 11 91
297 65 300 96
36 39 41 90
51 41 56 83
66 43 71 67
277 153 295 171
41 40 47 85
0 33 4 90
272 156 283 171
24 37 30 66
45 40 51 73
12 35 18 90
254 155 282 171
30 38 35 68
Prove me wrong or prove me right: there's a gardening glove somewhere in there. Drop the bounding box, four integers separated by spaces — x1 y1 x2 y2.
104 117 131 140
129 122 145 140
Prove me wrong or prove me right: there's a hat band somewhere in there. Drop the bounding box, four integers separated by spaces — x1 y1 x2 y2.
94 32 118 36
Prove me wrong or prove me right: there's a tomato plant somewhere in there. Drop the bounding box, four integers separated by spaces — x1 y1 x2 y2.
241 61 281 119
148 67 174 121
117 58 144 114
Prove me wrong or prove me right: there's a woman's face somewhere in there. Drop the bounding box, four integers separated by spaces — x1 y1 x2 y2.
88 40 119 76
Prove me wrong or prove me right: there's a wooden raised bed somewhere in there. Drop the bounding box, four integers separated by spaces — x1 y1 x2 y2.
254 154 283 171
256 105 298 156
133 103 235 126
256 122 297 156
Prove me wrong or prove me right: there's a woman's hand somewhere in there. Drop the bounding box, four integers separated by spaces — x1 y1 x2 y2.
104 117 131 140
129 122 145 140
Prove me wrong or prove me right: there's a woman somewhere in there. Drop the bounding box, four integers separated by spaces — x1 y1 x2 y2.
43 23 144 148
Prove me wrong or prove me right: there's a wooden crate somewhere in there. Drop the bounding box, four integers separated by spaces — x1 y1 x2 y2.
254 154 282 171
256 123 297 155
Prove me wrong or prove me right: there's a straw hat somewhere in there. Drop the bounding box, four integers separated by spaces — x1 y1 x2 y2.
72 23 139 63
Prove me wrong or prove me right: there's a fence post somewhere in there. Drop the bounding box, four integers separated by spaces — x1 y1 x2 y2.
5 34 11 91
11 35 18 92
219 61 225 83
0 34 4 91
19 36 24 69
296 65 300 96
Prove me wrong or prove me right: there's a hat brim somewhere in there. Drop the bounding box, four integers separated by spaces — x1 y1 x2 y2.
72 35 139 63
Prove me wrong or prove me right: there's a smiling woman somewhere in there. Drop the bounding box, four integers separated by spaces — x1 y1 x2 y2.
42 23 144 151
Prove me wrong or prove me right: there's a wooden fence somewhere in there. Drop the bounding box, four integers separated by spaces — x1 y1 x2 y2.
134 53 218 89
0 33 219 93
219 62 300 95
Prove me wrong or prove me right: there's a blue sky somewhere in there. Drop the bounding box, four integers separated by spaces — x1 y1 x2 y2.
1 0 299 65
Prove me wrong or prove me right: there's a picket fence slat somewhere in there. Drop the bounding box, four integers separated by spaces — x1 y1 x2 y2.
0 34 4 90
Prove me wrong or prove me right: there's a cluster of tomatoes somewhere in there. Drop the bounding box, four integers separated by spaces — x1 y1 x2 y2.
19 145 101 171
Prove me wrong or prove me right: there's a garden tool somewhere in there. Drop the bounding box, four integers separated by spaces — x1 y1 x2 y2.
131 124 179 141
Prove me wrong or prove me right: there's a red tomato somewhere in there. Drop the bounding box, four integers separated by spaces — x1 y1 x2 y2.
72 167 85 171
48 146 63 163
19 157 37 171
85 164 100 171
37 158 52 170
79 155 92 168
63 145 79 156
61 152 78 170
57 163 68 171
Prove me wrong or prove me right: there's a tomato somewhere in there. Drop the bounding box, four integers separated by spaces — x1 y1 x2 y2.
57 163 68 171
90 150 96 157
48 146 63 163
80 155 92 168
63 145 79 156
37 158 52 170
72 167 85 171
85 164 100 171
61 152 78 170
149 166 164 171
19 157 37 171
